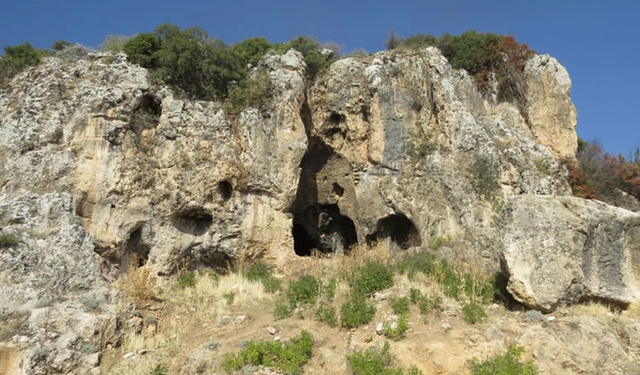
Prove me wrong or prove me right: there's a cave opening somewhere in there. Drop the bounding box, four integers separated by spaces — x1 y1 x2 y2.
129 94 162 141
367 214 422 250
292 204 358 256
172 208 213 236
218 180 233 201
289 137 359 257
122 226 150 274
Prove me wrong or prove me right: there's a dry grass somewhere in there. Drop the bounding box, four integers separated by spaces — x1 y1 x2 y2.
571 302 628 338
118 256 156 304
167 270 267 322
104 270 271 375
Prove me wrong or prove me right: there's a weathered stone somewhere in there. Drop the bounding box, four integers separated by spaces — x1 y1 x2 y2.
501 195 640 312
525 54 578 161
519 315 637 375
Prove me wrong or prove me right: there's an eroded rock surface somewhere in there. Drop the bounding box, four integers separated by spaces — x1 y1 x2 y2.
501 195 640 312
0 45 636 374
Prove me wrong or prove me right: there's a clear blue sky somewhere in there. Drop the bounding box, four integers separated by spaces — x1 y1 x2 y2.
1 0 637 156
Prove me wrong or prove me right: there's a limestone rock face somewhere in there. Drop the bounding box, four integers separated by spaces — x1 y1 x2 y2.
501 195 640 312
519 315 639 375
0 46 607 373
525 54 578 161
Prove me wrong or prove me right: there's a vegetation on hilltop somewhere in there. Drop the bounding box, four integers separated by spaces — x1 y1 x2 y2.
564 139 640 202
387 30 535 109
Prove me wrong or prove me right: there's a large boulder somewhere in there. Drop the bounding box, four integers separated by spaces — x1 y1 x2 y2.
501 195 640 312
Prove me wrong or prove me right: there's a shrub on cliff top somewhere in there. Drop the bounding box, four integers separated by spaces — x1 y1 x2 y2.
396 31 535 108
0 42 47 85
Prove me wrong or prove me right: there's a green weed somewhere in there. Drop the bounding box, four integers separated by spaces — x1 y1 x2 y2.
222 330 313 375
468 345 538 375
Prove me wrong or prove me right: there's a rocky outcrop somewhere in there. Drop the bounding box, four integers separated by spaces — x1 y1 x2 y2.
525 54 579 161
501 195 640 312
0 193 117 375
0 45 625 373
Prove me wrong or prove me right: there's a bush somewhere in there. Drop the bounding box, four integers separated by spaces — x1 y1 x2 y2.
223 292 235 305
397 31 534 109
123 33 161 68
471 156 500 199
152 364 169 375
51 40 72 52
282 35 335 78
245 261 281 293
468 345 538 375
0 233 21 248
222 330 313 375
273 299 293 320
323 278 337 302
99 35 131 52
409 288 422 304
462 303 486 324
382 314 409 340
227 68 273 114
389 297 410 316
0 43 47 84
395 251 437 280
315 305 338 327
568 139 640 203
246 261 272 281
418 294 443 315
385 30 402 51
351 262 395 297
347 342 423 375
340 295 376 328
287 275 321 307
177 270 196 288
232 37 272 67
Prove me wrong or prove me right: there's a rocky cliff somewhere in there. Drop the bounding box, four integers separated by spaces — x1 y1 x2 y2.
0 47 639 374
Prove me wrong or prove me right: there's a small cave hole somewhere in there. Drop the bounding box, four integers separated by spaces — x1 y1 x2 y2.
328 112 345 125
218 181 233 201
172 208 213 236
129 94 162 140
292 204 358 257
366 214 421 250
332 183 344 197
122 226 150 274
360 105 370 122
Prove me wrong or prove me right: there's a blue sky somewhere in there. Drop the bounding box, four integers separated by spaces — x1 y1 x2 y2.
1 0 637 156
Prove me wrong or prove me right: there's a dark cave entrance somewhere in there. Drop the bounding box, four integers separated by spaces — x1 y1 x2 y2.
218 180 233 201
289 124 359 256
121 226 150 274
367 214 422 250
292 203 358 256
172 208 213 236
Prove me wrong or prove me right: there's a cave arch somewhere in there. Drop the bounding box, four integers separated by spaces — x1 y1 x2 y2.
292 204 358 256
367 214 421 250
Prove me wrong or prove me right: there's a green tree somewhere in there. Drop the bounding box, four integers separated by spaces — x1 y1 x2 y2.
0 43 46 84
232 37 272 67
123 33 161 68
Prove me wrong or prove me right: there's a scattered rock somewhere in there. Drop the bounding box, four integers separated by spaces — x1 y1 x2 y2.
442 323 451 332
266 327 277 335
242 364 259 375
204 341 219 350
219 316 232 326
274 336 281 342
236 315 247 323
145 315 157 325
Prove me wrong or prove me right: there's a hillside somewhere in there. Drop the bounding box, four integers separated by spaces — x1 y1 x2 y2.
1 32 640 375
